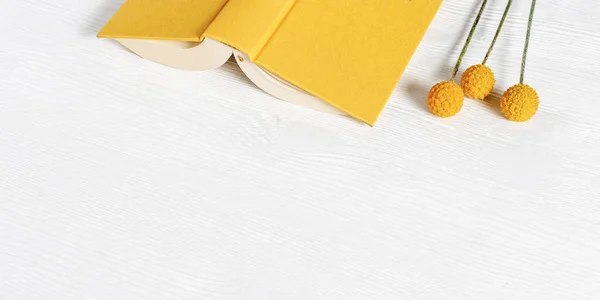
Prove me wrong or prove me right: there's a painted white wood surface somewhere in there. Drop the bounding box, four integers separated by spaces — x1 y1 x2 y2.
1 0 599 299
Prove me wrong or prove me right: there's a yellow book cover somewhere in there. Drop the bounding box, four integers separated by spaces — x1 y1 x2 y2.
98 0 444 125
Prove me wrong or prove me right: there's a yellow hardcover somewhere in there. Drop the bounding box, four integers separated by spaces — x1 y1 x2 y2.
98 0 444 125
97 0 229 41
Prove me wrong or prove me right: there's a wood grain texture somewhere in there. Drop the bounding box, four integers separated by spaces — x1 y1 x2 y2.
1 0 599 299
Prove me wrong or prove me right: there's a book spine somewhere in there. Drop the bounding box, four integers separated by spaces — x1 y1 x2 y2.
202 0 295 61
252 0 296 61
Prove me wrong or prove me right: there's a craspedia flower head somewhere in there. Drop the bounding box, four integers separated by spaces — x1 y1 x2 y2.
500 83 539 122
461 64 496 100
427 81 464 118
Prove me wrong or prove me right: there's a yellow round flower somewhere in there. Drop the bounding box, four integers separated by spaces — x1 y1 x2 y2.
500 84 539 122
427 81 464 118
461 64 496 100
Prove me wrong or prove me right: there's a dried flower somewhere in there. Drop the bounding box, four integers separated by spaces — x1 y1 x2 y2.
501 0 539 122
428 81 464 118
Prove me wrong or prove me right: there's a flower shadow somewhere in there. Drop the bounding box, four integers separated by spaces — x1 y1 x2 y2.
482 88 505 118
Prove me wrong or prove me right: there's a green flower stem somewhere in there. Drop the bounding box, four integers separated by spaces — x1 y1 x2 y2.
521 0 537 84
482 0 513 65
451 0 489 81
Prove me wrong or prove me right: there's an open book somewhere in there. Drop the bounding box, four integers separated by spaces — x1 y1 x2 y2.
98 0 444 125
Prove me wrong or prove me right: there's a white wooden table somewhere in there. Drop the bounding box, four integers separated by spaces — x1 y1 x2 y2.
2 0 599 299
